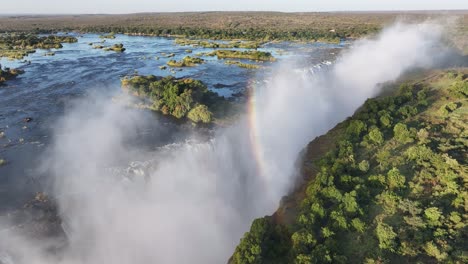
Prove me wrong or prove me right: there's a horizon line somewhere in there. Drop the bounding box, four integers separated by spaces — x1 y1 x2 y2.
1 9 467 16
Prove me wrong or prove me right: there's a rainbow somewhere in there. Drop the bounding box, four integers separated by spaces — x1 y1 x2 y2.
246 80 269 184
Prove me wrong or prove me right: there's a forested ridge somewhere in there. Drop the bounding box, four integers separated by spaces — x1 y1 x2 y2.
231 69 468 264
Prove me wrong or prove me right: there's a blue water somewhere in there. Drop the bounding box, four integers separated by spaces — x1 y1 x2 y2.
0 33 344 211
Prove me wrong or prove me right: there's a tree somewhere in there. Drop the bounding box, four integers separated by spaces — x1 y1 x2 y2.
187 104 213 123
368 127 384 145
232 218 290 264
375 222 397 252
424 207 442 227
346 120 367 140
393 123 413 144
358 160 370 172
387 168 406 190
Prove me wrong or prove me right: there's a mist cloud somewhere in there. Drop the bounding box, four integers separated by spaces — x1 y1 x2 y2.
0 21 450 263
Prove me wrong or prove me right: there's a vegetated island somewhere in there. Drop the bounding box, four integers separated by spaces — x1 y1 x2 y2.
167 56 204 67
224 60 261 69
0 33 78 60
206 50 276 62
0 64 24 85
99 33 116 39
230 69 468 264
121 75 235 123
175 38 262 49
93 43 126 52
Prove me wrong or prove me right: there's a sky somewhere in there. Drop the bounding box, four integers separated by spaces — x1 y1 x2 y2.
1 0 467 14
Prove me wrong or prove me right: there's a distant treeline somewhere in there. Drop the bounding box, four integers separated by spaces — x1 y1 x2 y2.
0 12 465 43
0 12 426 41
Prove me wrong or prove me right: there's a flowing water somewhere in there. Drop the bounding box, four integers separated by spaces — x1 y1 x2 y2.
0 33 343 212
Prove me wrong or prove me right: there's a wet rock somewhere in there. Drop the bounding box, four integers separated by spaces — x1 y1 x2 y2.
23 117 33 123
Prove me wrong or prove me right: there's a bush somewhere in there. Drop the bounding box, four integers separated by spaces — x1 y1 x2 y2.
187 104 213 123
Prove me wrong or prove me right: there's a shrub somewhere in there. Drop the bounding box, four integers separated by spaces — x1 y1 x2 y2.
187 104 213 123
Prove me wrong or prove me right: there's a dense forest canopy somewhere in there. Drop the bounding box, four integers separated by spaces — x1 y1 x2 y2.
231 70 468 264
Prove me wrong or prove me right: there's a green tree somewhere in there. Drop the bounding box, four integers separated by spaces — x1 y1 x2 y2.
375 222 397 252
387 168 406 190
367 127 384 145
346 120 367 140
232 218 290 264
187 104 213 123
393 123 413 144
358 160 370 172
424 207 442 227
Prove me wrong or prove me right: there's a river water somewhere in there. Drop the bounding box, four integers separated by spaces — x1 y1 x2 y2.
0 33 344 212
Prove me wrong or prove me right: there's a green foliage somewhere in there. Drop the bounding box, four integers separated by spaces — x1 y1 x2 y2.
424 207 442 227
99 33 116 39
232 217 290 264
167 56 204 67
175 38 261 49
103 43 125 52
207 50 275 61
187 104 212 123
358 160 369 172
375 222 397 251
0 33 77 59
393 123 413 144
232 71 468 264
366 127 384 145
386 168 405 190
224 60 260 69
346 120 367 140
122 75 222 122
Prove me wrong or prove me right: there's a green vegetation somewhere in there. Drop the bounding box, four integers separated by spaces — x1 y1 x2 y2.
167 56 204 67
103 43 125 52
231 70 468 264
225 60 260 69
175 38 262 49
0 12 401 42
121 75 230 123
99 33 116 39
0 64 24 85
94 43 125 52
0 33 77 60
207 50 275 61
187 105 212 123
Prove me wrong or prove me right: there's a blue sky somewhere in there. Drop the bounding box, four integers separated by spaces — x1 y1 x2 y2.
2 0 467 14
